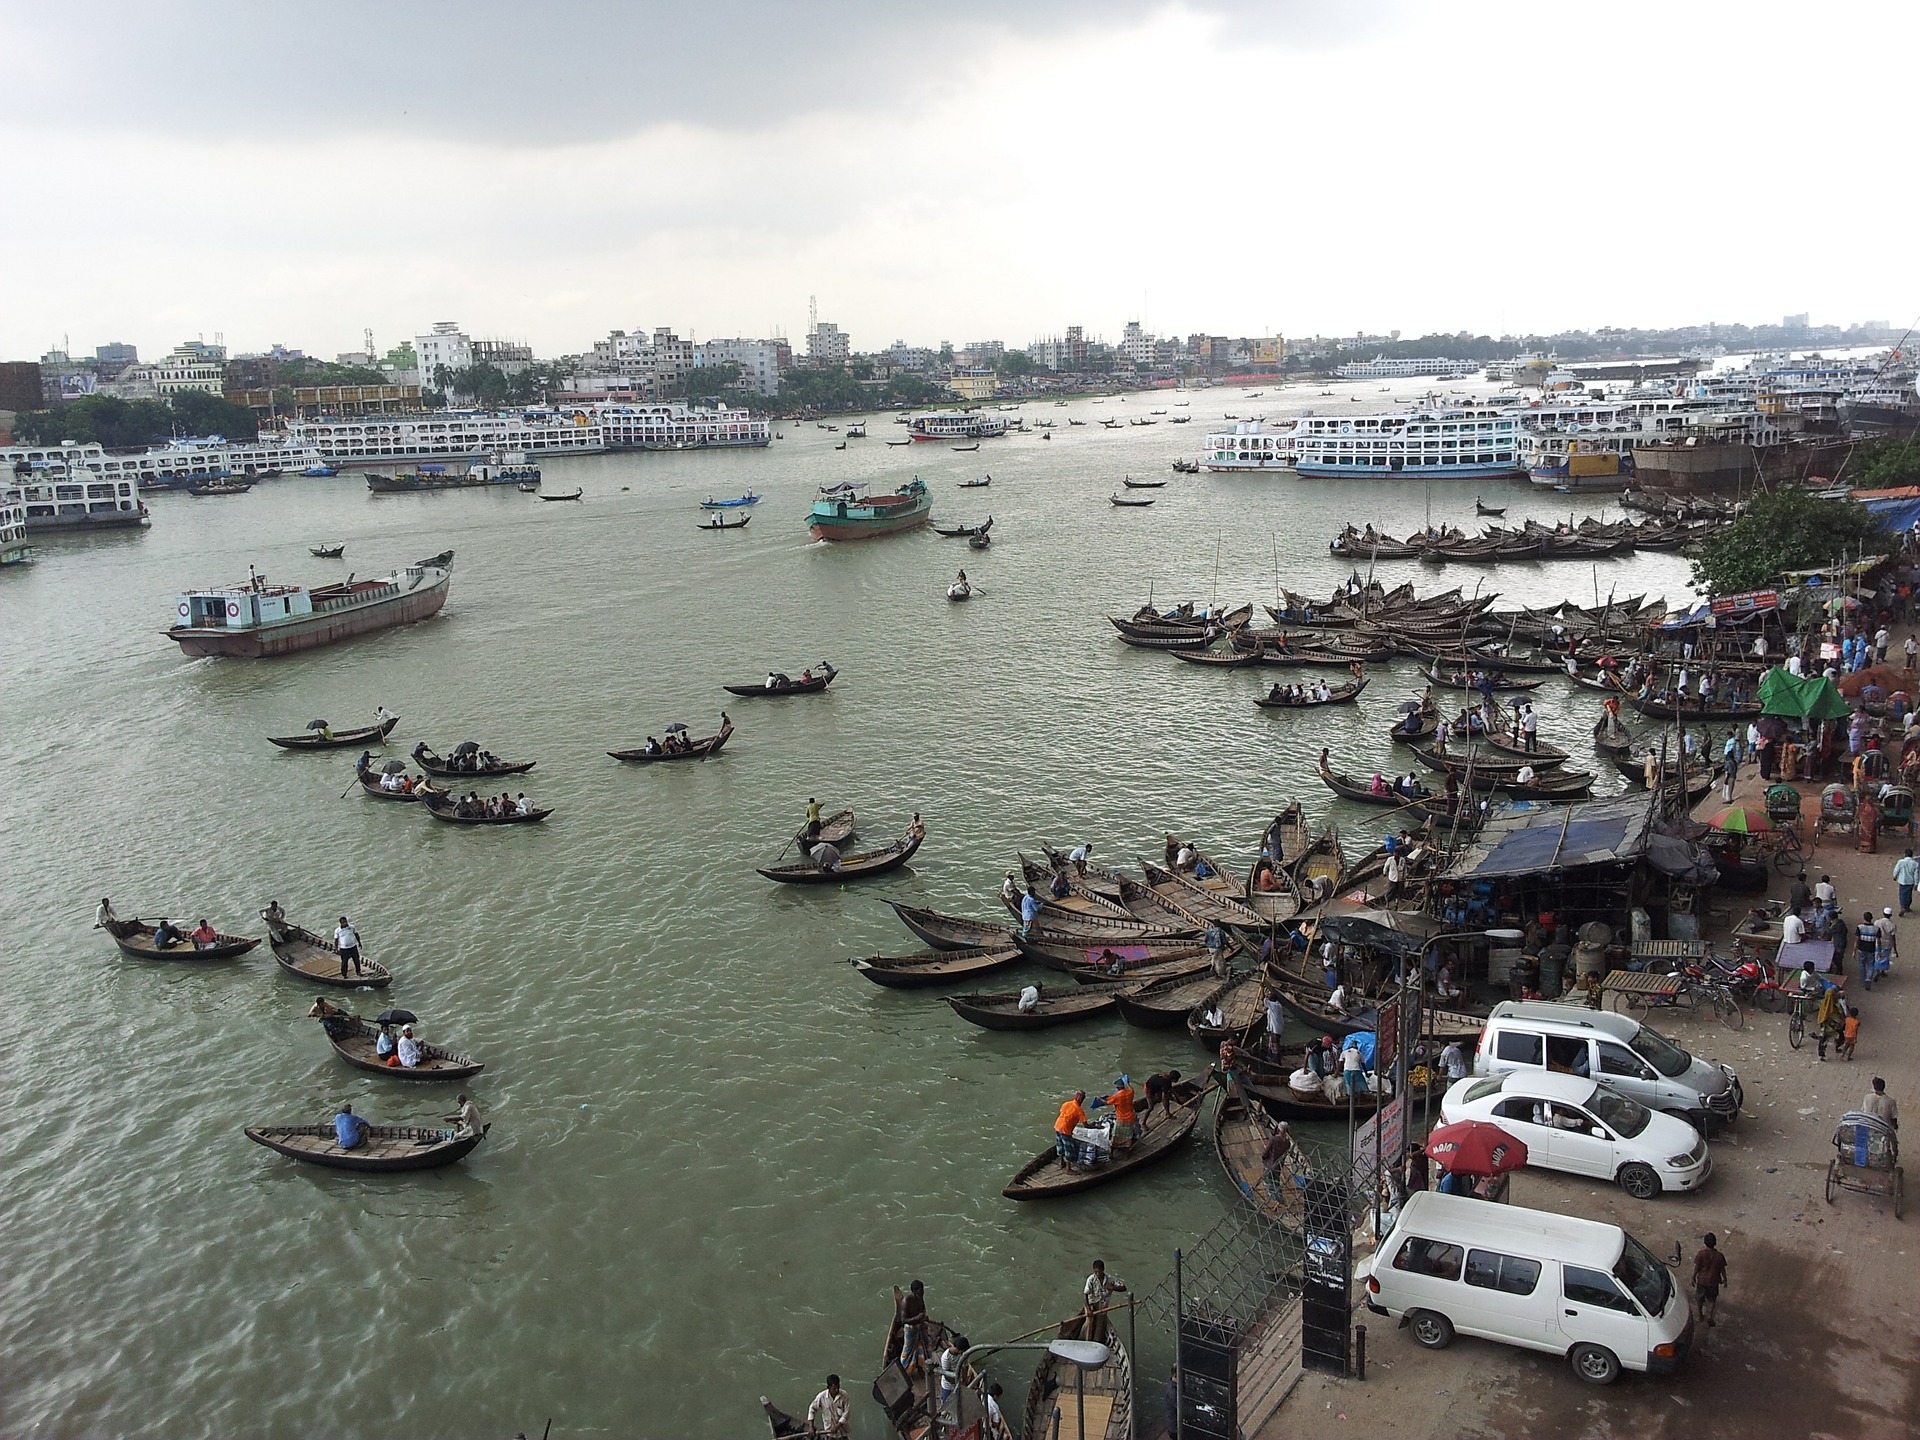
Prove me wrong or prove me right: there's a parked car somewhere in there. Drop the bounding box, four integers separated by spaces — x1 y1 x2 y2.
1364 1191 1693 1385
1440 1071 1711 1198
1474 1001 1742 1130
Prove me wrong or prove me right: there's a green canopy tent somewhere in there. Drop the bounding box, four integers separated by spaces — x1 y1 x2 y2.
1758 668 1851 721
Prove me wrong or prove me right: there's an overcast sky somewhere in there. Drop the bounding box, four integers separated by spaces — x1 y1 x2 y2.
3 0 1913 361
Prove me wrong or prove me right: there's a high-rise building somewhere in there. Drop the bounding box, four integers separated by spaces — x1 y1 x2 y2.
696 339 782 396
807 320 849 367
414 322 474 381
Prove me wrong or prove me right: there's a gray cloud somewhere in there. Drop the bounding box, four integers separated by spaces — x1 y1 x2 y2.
1 0 1404 146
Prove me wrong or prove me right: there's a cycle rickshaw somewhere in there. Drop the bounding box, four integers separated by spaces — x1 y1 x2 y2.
1825 1110 1903 1219
1815 783 1858 847
1763 783 1808 872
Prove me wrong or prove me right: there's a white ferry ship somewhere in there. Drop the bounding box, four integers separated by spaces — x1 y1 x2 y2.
1333 357 1480 380
286 412 608 465
0 498 30 564
1203 421 1297 472
908 412 1008 441
2 445 149 531
588 402 771 451
1292 408 1522 479
5 436 324 496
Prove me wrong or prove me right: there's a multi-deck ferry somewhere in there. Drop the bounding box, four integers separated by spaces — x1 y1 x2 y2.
0 498 31 564
1333 357 1480 380
907 412 1007 441
1291 408 1523 479
286 412 607 465
1203 421 1297 472
2 447 149 532
589 402 771 451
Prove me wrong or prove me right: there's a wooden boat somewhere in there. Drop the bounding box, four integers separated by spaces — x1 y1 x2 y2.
1314 755 1460 824
1626 692 1763 722
1114 627 1222 652
268 712 398 750
1122 476 1167 489
932 517 992 538
1018 1323 1134 1440
1406 740 1557 776
1419 665 1546 693
952 443 980 452
851 946 1024 989
700 492 761 510
264 915 393 988
412 742 536 778
1188 974 1265 1047
537 487 583 501
1592 715 1636 756
947 980 1133 1030
1010 903 1188 941
1114 876 1209 931
102 917 259 962
1214 1084 1310 1227
355 768 443 803
1039 845 1128 900
699 514 751 531
1115 968 1232 1028
186 479 253 497
758 829 924 883
1293 830 1345 896
1136 861 1263 927
518 480 542 493
423 795 553 824
1169 647 1261 669
1253 678 1368 709
1001 1078 1211 1200
1241 863 1303 925
1018 934 1209 973
957 477 991 488
789 809 859 851
608 716 733 763
967 533 991 551
1017 855 1134 917
1109 494 1155 507
1479 731 1572 764
1474 499 1506 517
723 667 836 697
308 1000 483 1080
1061 953 1213 986
309 544 346 558
886 902 1009 950
1389 713 1439 745
1267 974 1378 1038
244 1121 486 1172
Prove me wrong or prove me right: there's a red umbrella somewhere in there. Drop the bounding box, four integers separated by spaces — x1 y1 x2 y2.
1423 1120 1529 1176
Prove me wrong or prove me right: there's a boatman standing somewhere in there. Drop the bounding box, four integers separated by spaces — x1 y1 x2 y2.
334 915 363 978
805 1376 850 1439
1081 1260 1128 1342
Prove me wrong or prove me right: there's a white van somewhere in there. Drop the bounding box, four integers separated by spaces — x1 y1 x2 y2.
1364 1191 1692 1384
1474 1001 1742 1130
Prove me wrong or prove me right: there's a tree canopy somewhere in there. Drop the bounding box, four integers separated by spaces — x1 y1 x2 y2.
769 368 945 414
1840 435 1920 491
13 392 259 447
1688 489 1883 596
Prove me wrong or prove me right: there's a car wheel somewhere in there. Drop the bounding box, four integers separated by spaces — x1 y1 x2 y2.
1570 1342 1622 1385
1408 1310 1454 1349
1617 1162 1661 1200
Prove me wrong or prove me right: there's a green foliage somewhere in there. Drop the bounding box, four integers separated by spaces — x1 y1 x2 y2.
1843 436 1920 491
439 362 568 408
684 363 742 399
1688 489 1883 596
996 350 1035 377
14 392 257 446
272 357 386 387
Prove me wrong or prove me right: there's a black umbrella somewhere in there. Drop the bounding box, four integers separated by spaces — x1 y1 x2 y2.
1395 700 1423 714
666 722 689 733
453 741 480 756
306 719 332 731
381 759 408 775
374 1008 417 1026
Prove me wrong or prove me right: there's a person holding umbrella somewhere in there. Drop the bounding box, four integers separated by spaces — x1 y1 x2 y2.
1423 1119 1529 1199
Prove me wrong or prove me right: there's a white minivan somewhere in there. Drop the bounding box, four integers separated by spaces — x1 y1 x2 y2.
1364 1191 1693 1385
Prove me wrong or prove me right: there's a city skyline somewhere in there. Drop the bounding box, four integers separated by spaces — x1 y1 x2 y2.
3 0 1916 358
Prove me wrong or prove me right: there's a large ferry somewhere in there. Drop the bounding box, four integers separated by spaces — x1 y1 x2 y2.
366 458 540 493
286 412 607 465
1333 357 1480 380
0 498 30 564
807 478 932 541
589 402 771 450
1291 408 1523 479
3 437 323 496
1203 421 1297 471
167 554 453 658
908 412 1007 441
3 448 149 532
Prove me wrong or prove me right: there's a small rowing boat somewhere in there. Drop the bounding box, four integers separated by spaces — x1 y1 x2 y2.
758 828 924 883
264 913 394 988
723 664 837 697
102 917 259 962
245 1121 486 1172
268 711 398 750
608 715 733 763
307 999 483 1080
850 946 1024 989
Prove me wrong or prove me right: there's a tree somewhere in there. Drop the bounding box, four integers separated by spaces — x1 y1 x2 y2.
168 389 260 439
997 350 1035 378
685 363 742 399
1841 436 1920 491
11 392 256 446
1689 489 1883 596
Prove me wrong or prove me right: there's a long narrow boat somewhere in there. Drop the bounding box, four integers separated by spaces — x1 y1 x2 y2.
308 1001 483 1080
264 915 394 988
1626 692 1763 722
1016 934 1209 972
1188 973 1265 1047
1477 730 1572 764
1406 741 1561 776
1214 1084 1310 1227
245 1122 485 1172
1137 861 1264 927
355 768 444 803
1061 954 1214 985
1388 713 1439 746
1419 666 1546 693
412 742 537 778
1114 969 1230 1028
1019 1322 1134 1440
1006 894 1191 940
1016 855 1135 918
1240 863 1303 925
1252 678 1368 709
886 902 1009 951
1001 1078 1211 1199
947 980 1134 1030
758 830 923 883
850 946 1023 989
723 667 836 698
1039 845 1128 900
424 795 553 824
1267 974 1378 1038
268 712 398 750
102 917 259 962
609 716 734 763
1115 876 1208 931
869 1301 962 1440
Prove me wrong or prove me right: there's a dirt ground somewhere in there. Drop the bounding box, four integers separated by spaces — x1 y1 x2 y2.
1261 724 1920 1440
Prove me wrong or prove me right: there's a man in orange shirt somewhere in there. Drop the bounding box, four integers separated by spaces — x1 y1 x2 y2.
1096 1077 1138 1149
1055 1090 1090 1169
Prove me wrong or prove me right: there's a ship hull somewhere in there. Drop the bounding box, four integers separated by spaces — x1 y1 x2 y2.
1631 439 1849 494
168 575 449 658
24 508 151 533
808 508 933 542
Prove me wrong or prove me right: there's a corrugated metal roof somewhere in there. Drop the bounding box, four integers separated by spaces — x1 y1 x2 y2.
1440 792 1658 880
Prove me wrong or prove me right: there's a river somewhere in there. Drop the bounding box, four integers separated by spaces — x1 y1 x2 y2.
0 378 1699 1437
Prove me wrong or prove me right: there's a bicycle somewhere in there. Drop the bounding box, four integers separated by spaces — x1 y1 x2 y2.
1787 993 1807 1049
1766 816 1810 873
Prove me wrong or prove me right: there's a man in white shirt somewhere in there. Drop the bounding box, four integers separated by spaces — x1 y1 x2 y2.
1863 1077 1899 1131
1782 910 1806 945
1520 705 1538 751
334 916 362 978
1515 764 1537 787
1815 875 1836 908
1787 653 1804 677
936 1337 967 1407
1327 983 1351 1016
1017 984 1041 1014
806 1376 851 1439
1341 1039 1368 1095
446 1093 483 1138
95 897 117 929
1264 995 1285 1055
1439 1040 1467 1081
1383 850 1405 899
1068 842 1092 875
397 1026 424 1068
1175 844 1196 871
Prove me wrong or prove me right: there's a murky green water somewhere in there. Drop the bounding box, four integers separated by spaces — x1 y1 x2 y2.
0 383 1698 1438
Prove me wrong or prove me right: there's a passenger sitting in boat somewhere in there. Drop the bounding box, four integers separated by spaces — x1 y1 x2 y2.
1002 870 1021 910
191 919 218 949
1254 862 1280 892
1315 683 1331 702
1268 683 1285 703
1100 949 1127 976
1202 1002 1225 1029
643 737 661 755
907 813 925 844
333 1104 368 1151
1369 773 1389 797
1175 843 1196 872
515 794 532 816
809 841 842 873
800 667 814 683
1515 764 1537 787
1049 869 1071 900
1018 983 1041 1013
376 1023 397 1060
1192 855 1215 880
397 1026 424 1068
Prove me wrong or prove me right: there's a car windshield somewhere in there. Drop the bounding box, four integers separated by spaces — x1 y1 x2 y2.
1463 1077 1506 1104
1628 1024 1692 1079
1587 1089 1650 1138
1615 1235 1672 1316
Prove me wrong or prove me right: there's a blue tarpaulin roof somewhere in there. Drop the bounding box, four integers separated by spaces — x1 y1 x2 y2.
1863 495 1920 532
1441 792 1659 880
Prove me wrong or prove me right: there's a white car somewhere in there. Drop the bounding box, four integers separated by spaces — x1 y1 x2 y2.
1439 1071 1711 1199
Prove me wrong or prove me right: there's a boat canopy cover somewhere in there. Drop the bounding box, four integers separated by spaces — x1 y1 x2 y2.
1440 792 1661 880
817 481 868 495
1758 668 1851 721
